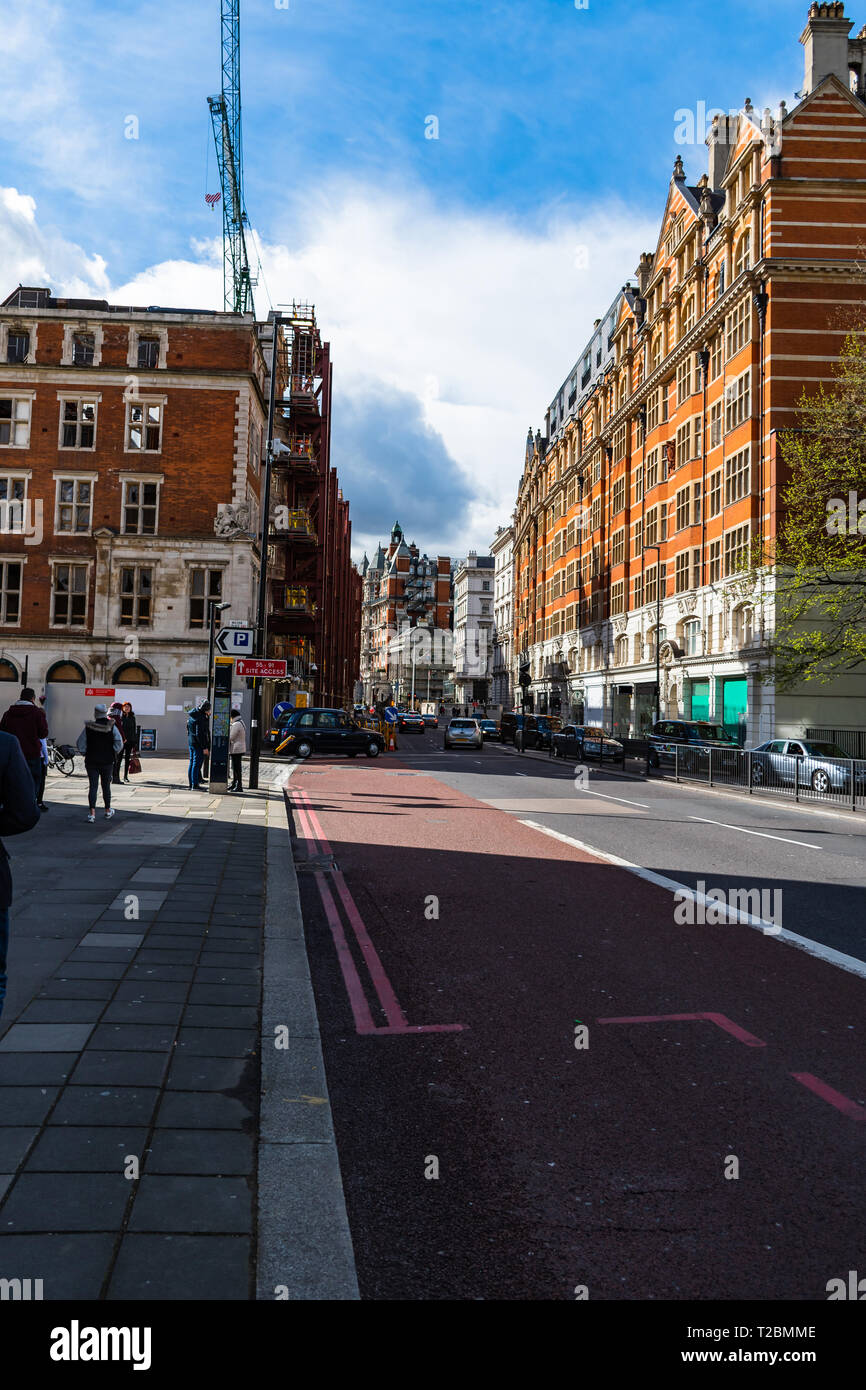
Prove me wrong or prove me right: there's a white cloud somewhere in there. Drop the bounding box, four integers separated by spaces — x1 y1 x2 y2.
0 178 658 557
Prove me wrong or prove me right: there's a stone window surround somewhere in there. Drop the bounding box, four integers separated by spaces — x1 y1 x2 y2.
0 388 36 450
119 473 164 537
56 391 102 451
48 555 93 631
126 324 169 370
52 470 99 535
0 551 27 627
61 323 105 368
0 321 39 365
123 394 168 454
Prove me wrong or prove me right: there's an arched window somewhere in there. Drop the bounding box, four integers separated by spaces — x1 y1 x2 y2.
0 659 18 682
682 296 695 335
734 231 751 277
651 334 662 370
614 635 629 666
46 660 86 683
113 662 153 685
632 634 643 665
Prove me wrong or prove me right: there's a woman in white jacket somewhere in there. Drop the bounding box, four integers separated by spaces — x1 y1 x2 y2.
228 709 247 793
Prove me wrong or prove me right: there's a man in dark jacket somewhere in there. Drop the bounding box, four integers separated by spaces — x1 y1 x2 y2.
76 703 123 822
0 687 49 813
187 699 211 790
0 729 41 1020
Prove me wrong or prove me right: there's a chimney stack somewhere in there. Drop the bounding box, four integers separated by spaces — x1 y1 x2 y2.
635 252 654 295
800 3 853 94
706 113 737 189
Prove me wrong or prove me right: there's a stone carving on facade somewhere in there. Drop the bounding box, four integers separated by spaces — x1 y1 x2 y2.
214 502 252 537
677 592 699 616
613 616 628 635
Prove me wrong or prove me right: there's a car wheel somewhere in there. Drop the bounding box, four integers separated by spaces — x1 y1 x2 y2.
751 760 765 785
295 741 313 760
366 742 380 758
810 768 831 794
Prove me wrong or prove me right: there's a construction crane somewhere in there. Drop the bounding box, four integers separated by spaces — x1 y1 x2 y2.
207 0 255 314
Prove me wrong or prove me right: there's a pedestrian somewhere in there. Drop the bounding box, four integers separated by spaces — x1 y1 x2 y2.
120 701 139 782
0 687 50 813
108 701 125 784
187 699 211 789
228 708 247 792
0 728 40 1021
76 703 123 822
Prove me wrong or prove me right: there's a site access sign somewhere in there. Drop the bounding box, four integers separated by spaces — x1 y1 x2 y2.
235 659 288 678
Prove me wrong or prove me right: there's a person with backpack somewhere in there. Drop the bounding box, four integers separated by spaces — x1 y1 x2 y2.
228 708 247 793
76 703 123 822
0 728 40 1020
0 686 50 813
187 699 210 790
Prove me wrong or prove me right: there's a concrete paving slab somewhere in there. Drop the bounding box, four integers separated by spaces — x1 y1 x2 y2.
107 1234 250 1300
79 934 145 956
0 1234 116 1299
1 1173 130 1231
0 1023 95 1052
127 1175 251 1232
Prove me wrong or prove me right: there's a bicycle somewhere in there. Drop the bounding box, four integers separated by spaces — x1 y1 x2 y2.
46 738 76 776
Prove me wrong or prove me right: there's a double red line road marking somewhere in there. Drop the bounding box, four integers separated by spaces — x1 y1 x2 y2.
288 785 464 1037
289 777 863 1121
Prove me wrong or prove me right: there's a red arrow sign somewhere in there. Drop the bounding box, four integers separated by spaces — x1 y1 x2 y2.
235 658 288 678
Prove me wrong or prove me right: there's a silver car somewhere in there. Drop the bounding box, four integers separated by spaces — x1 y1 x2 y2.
444 718 483 751
749 738 866 794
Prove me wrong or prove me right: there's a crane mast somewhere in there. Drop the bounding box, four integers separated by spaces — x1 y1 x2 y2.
207 0 254 314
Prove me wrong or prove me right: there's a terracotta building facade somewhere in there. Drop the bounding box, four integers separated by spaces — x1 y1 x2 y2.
360 522 452 705
514 4 866 742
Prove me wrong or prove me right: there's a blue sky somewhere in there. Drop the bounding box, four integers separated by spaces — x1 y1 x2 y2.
1 0 812 557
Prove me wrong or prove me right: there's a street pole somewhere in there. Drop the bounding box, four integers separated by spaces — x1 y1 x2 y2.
410 629 416 707
249 312 281 791
206 600 218 710
643 543 662 725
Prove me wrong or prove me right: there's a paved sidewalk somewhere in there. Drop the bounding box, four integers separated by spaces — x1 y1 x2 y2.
0 756 288 1299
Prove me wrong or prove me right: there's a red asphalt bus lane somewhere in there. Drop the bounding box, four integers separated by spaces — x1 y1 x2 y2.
285 757 866 1300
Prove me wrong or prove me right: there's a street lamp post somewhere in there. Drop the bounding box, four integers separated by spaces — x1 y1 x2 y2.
643 544 662 725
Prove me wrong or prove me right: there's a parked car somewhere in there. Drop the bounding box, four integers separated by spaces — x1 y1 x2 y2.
273 708 384 759
398 711 426 733
646 720 739 769
553 725 624 763
749 738 866 794
443 718 483 751
477 719 500 741
521 715 562 750
499 712 528 746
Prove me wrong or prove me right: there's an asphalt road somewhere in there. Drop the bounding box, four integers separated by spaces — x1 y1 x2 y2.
285 729 866 1300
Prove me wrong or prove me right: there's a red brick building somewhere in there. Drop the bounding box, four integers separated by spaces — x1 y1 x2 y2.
513 3 866 742
262 305 361 711
0 286 360 743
